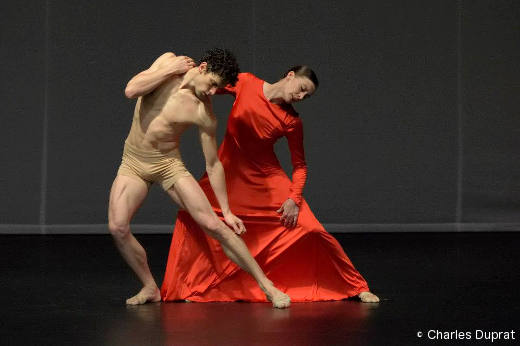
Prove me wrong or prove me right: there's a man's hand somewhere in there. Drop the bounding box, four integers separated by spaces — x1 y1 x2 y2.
124 53 196 99
277 199 300 228
223 212 246 235
161 55 196 75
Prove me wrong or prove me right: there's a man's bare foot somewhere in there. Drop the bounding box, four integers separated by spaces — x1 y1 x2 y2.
263 282 291 309
358 291 380 303
126 286 161 305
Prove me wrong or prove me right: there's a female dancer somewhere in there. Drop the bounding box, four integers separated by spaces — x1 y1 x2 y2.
161 67 379 303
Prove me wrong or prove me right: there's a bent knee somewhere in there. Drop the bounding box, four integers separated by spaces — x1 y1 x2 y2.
108 221 131 239
199 216 228 240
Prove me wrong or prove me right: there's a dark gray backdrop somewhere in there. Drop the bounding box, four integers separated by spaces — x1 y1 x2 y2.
2 0 519 233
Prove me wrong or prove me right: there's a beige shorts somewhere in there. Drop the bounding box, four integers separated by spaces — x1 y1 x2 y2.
117 141 192 191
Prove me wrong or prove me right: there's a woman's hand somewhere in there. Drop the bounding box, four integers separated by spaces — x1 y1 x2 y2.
277 199 300 228
223 212 246 235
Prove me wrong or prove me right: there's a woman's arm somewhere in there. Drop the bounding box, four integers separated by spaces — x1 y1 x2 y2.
277 118 308 228
286 118 307 206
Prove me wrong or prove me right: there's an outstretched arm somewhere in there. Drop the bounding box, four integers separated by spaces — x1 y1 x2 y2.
124 52 195 99
199 106 245 234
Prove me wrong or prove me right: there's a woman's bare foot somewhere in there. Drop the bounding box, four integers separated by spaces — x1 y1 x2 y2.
126 285 161 305
358 291 380 303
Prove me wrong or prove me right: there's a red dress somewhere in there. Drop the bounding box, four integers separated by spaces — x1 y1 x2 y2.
161 73 369 302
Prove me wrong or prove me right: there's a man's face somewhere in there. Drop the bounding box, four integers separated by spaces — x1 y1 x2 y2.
193 63 224 98
282 72 316 104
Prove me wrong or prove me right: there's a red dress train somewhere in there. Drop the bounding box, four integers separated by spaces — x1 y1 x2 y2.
161 73 369 302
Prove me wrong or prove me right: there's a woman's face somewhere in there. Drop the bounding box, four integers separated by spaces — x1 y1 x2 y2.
282 72 316 104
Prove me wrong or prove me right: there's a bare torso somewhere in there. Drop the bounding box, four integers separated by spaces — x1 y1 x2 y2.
126 74 213 153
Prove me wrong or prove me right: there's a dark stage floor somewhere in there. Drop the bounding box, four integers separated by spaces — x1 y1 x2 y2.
1 232 519 345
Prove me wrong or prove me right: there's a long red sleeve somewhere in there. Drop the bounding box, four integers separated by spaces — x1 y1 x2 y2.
286 117 307 206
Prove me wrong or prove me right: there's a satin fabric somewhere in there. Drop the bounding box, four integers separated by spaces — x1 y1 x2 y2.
161 73 369 302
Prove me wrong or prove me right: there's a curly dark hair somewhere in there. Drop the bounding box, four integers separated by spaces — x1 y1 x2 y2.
198 48 240 86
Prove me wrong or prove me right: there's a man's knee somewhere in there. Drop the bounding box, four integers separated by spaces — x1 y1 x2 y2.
108 219 131 240
199 216 228 241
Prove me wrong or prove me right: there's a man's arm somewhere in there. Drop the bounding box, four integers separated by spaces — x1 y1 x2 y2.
124 52 195 99
199 114 230 215
198 107 245 234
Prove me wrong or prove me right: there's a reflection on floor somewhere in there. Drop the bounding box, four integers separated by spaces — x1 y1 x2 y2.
1 232 518 345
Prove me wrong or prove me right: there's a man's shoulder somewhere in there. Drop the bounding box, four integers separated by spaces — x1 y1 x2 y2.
149 52 176 70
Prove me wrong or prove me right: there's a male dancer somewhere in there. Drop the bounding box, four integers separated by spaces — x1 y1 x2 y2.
108 49 290 308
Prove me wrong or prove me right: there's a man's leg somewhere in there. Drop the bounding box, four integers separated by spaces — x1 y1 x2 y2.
166 176 291 308
108 175 160 305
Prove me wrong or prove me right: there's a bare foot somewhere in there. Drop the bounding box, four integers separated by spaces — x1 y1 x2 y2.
264 283 291 309
358 291 380 303
126 286 161 305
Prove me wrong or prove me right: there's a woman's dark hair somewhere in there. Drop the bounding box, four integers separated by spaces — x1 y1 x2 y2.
283 65 319 88
198 48 240 86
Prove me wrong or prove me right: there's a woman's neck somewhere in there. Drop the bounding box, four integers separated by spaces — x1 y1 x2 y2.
263 80 286 104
